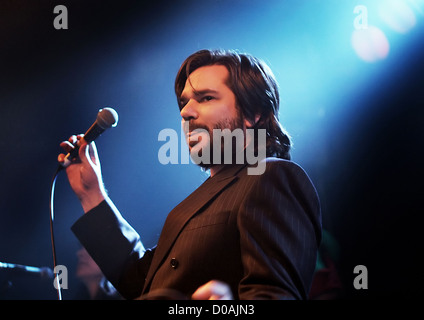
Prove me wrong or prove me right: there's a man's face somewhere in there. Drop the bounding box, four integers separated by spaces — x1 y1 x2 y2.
179 65 245 167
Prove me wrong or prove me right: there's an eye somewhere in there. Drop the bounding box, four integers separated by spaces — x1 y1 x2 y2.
179 99 188 109
201 95 215 102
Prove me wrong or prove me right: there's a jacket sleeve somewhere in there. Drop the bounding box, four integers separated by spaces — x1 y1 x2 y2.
71 198 154 299
237 159 322 300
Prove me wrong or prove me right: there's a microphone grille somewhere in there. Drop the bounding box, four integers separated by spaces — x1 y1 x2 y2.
97 107 119 129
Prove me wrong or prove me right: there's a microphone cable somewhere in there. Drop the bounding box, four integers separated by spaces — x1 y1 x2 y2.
49 165 64 300
48 107 118 301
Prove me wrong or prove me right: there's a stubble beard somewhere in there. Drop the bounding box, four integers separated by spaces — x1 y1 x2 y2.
185 113 245 170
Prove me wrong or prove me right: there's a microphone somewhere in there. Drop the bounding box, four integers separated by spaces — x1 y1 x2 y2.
61 107 118 168
0 262 54 280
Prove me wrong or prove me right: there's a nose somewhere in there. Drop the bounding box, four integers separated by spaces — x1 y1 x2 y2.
180 99 199 122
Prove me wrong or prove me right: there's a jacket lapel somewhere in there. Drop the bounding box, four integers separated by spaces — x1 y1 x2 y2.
143 164 246 293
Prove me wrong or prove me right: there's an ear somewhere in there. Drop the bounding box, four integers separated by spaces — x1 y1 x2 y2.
244 114 261 129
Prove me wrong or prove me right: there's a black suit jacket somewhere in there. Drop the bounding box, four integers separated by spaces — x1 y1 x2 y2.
71 158 322 300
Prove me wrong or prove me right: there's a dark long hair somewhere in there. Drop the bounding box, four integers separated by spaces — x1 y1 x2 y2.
175 49 291 160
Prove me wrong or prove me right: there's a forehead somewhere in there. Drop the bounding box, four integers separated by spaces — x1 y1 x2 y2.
183 65 230 93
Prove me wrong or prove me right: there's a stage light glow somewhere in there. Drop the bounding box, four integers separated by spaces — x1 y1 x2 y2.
407 0 424 16
351 26 390 62
378 0 417 33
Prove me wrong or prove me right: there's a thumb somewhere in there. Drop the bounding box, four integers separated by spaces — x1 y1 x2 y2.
78 141 89 164
78 141 100 168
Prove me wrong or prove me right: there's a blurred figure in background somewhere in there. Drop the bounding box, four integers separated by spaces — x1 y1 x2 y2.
74 247 122 300
309 229 344 300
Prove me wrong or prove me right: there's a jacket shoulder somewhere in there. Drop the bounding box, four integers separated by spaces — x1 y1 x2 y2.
245 157 314 182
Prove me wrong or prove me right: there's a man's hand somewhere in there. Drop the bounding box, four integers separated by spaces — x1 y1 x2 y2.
58 134 106 213
192 280 233 300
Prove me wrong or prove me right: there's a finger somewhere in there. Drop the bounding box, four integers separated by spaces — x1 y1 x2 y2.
66 134 85 147
60 133 84 153
75 134 85 146
68 135 78 145
192 281 220 300
57 153 65 163
191 284 211 300
208 281 232 299
192 280 233 300
57 153 81 168
60 140 75 153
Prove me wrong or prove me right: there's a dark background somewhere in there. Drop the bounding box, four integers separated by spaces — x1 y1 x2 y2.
0 0 423 299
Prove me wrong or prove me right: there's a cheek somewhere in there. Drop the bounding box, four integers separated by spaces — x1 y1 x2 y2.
201 100 238 123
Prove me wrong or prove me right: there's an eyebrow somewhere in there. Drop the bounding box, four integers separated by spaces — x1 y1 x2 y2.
179 89 219 106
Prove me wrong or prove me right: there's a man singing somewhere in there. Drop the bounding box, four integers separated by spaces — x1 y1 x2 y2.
58 49 322 300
